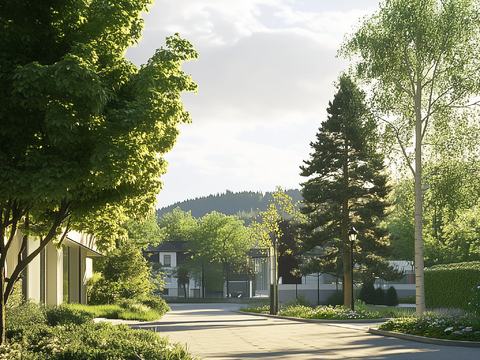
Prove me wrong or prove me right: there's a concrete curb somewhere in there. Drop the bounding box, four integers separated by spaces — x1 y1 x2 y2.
368 328 480 348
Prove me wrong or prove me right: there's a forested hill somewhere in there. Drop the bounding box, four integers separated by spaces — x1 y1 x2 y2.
156 189 303 219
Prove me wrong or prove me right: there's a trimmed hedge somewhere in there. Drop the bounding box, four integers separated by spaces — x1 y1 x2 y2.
424 261 480 310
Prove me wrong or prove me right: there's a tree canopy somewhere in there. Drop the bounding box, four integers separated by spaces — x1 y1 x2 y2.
0 0 197 343
339 0 480 315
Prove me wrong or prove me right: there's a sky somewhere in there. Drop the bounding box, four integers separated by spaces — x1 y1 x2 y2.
125 0 382 209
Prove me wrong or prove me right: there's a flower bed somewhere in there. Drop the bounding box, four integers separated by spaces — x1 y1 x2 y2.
377 309 480 341
240 304 382 320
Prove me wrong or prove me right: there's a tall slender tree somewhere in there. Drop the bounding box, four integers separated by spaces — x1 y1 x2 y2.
298 74 395 309
339 0 480 315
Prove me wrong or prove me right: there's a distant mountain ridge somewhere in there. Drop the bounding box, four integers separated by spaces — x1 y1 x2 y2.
156 189 303 219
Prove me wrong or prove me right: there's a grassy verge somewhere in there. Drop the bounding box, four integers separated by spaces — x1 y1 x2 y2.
65 302 165 321
239 300 383 319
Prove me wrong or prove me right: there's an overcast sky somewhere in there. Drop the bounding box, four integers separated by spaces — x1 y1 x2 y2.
126 0 382 209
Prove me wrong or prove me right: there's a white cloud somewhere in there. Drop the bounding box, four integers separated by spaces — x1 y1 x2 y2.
124 0 382 207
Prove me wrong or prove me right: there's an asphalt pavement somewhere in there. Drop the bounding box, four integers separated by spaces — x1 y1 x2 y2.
118 303 480 360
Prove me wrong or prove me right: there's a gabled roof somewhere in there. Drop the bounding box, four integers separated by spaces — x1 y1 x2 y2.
144 241 187 253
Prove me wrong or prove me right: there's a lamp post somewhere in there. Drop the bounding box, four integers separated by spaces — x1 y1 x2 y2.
348 227 358 311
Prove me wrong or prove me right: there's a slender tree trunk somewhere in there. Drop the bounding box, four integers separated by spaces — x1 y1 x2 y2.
343 139 352 309
0 264 5 345
414 78 426 316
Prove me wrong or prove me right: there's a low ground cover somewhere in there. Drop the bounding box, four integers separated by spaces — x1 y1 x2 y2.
66 296 170 321
239 300 383 320
377 308 480 342
3 301 196 359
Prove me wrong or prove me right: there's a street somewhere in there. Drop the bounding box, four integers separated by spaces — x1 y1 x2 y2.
130 303 479 360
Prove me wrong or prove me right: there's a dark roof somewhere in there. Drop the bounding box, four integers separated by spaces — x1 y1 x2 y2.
144 241 188 253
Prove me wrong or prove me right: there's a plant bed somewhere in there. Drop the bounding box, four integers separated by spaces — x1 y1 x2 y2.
239 303 383 320
372 309 480 344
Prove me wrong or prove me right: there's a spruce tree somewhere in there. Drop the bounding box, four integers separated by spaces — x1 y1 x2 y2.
298 74 398 308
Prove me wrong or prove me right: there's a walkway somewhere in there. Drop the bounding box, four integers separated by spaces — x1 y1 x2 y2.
128 303 478 360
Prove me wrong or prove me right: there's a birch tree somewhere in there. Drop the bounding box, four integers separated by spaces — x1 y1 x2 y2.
339 0 480 315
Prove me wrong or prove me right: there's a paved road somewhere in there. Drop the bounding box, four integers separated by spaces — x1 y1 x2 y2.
129 303 479 360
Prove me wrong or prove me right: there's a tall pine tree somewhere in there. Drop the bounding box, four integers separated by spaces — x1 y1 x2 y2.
298 74 397 308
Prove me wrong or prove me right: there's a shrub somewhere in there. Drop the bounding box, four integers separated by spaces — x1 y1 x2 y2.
425 261 480 309
359 282 375 304
137 294 171 316
46 305 94 326
4 321 196 359
385 286 399 306
5 300 47 340
326 290 344 306
398 295 415 304
374 288 385 305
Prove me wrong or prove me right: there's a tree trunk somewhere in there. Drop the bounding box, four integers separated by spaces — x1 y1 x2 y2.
343 138 352 309
0 264 5 345
414 77 426 316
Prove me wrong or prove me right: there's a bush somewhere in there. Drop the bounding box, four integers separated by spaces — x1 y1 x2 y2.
385 286 399 306
46 305 94 326
374 288 385 305
5 300 47 340
137 294 171 316
359 282 375 304
425 261 480 309
326 290 344 306
3 321 196 359
398 295 415 304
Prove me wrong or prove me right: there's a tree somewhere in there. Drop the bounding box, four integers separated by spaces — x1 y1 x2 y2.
339 0 480 315
157 207 198 243
298 74 396 309
0 0 197 343
88 243 157 304
250 186 301 313
123 213 164 249
190 212 252 297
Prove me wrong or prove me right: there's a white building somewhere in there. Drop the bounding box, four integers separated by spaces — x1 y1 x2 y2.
6 230 102 305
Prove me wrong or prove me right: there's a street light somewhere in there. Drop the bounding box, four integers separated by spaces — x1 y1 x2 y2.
348 227 358 311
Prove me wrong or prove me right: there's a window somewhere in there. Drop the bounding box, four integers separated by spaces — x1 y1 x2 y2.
163 255 171 267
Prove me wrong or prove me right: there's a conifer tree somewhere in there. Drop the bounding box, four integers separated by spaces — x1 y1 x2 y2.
298 74 397 308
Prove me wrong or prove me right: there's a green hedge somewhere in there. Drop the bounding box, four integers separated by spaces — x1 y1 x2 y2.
425 261 480 309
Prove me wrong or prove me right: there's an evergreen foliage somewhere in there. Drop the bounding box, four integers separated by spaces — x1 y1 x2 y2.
374 288 385 305
157 189 303 219
385 286 399 307
358 282 375 305
298 74 399 298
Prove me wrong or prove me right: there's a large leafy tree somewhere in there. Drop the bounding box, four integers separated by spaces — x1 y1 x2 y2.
0 0 197 343
298 74 395 309
339 0 480 315
190 212 252 297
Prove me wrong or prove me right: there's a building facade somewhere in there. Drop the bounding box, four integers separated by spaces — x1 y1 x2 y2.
6 230 102 306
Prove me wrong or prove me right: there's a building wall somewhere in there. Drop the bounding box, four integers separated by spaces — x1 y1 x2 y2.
6 230 99 306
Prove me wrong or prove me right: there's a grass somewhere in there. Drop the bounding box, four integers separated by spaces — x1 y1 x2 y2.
240 300 383 320
64 302 166 321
